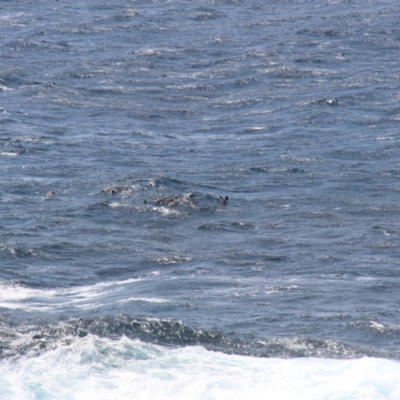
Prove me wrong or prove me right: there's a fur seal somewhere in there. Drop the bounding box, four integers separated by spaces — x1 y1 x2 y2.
101 187 119 195
144 193 195 208
168 198 180 207
219 195 229 205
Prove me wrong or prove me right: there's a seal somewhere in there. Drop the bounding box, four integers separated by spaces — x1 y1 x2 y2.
219 195 229 205
101 187 119 195
144 193 196 208
181 193 196 209
168 198 180 207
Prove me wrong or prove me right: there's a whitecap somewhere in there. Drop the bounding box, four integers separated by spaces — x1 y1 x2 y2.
118 297 170 304
1 336 399 399
109 202 128 208
0 84 13 91
0 278 143 312
369 321 386 333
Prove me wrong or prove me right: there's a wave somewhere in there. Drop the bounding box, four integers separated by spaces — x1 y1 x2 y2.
1 315 398 361
0 278 144 313
0 333 399 399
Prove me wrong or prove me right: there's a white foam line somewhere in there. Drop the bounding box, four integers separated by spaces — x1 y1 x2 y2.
0 277 144 311
2 336 400 399
117 297 170 304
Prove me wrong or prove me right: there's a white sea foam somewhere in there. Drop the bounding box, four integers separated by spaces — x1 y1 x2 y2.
0 335 399 400
369 321 386 333
153 206 187 217
0 278 143 312
118 297 170 304
0 84 13 91
109 201 129 208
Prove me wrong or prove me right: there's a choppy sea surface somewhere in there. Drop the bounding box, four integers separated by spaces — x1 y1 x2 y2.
1 0 400 398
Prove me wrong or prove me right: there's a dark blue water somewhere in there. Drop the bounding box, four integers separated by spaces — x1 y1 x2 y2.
1 0 400 397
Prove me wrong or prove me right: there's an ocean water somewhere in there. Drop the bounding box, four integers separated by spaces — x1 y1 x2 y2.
1 0 400 398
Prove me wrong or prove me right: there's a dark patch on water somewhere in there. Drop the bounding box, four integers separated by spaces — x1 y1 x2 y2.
2 316 398 361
